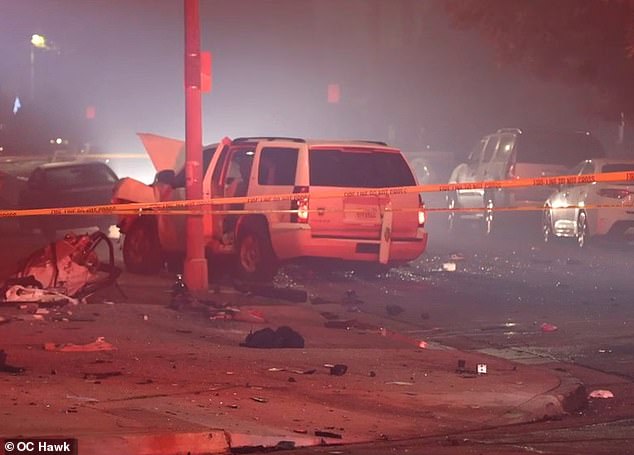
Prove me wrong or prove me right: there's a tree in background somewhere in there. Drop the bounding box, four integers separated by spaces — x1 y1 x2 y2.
444 0 634 122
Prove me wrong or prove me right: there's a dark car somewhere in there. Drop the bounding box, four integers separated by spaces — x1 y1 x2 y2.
19 161 118 239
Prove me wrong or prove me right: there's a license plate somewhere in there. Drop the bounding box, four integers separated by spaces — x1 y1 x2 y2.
343 204 380 223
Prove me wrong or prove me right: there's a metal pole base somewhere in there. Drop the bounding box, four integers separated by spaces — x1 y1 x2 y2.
183 257 208 292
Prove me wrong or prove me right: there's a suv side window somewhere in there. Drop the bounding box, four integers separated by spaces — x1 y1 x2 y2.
212 146 229 185
467 139 486 165
224 148 254 198
580 161 594 175
258 147 299 185
481 136 499 163
515 132 604 166
493 134 515 162
569 162 586 175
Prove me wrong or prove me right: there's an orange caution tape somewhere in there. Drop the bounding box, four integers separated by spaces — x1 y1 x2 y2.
1 170 632 218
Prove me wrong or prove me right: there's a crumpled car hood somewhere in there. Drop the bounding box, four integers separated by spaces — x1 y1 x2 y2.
137 132 186 173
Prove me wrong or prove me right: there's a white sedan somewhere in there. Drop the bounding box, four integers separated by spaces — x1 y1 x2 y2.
543 159 634 247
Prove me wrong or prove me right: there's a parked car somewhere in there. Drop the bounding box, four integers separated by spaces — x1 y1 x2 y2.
0 169 26 209
19 161 118 239
448 128 606 234
542 159 634 247
113 136 428 280
406 150 457 185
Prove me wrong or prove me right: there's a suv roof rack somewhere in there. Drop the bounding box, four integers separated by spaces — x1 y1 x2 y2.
496 128 523 134
232 137 306 143
353 140 388 146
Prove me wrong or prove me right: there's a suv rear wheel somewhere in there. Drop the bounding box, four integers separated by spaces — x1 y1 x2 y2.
236 224 277 282
577 211 589 248
484 196 495 236
123 218 164 274
542 208 553 243
447 193 459 232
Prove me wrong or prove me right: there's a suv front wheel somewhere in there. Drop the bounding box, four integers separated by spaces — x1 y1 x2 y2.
236 225 277 282
123 218 164 274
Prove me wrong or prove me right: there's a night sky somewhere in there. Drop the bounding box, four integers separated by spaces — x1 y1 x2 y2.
0 0 615 157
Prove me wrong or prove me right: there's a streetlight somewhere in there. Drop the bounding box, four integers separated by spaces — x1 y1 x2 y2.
30 33 49 101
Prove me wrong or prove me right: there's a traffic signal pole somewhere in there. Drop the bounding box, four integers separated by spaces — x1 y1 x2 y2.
183 0 208 291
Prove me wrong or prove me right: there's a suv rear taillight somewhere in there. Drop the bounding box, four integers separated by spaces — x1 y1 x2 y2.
598 188 631 199
291 186 309 223
418 195 426 227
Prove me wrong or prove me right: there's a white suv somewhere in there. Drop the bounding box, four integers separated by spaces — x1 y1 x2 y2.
113 136 428 281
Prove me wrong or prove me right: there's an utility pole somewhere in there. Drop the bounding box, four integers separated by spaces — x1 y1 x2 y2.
30 46 35 101
29 34 49 102
184 0 208 291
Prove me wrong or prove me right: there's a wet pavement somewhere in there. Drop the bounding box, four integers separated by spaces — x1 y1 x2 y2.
1 210 633 453
0 283 583 453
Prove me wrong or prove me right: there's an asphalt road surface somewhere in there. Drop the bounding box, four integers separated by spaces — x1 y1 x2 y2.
1 209 633 454
276 209 634 454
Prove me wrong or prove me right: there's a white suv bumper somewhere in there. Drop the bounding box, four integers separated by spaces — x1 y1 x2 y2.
269 223 428 264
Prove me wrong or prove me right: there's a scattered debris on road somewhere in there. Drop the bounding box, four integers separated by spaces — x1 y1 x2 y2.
209 307 267 323
4 284 79 305
588 389 614 399
315 430 342 439
2 232 121 303
386 304 404 316
235 282 308 303
380 327 428 349
66 394 99 403
325 364 348 376
267 367 316 375
44 336 117 352
240 326 305 349
83 371 123 381
540 322 559 333
0 350 25 373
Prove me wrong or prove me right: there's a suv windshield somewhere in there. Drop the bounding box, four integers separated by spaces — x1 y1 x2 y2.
173 145 217 187
515 132 605 167
309 148 416 188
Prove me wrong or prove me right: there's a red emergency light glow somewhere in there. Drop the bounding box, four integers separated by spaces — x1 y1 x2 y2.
327 83 340 103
